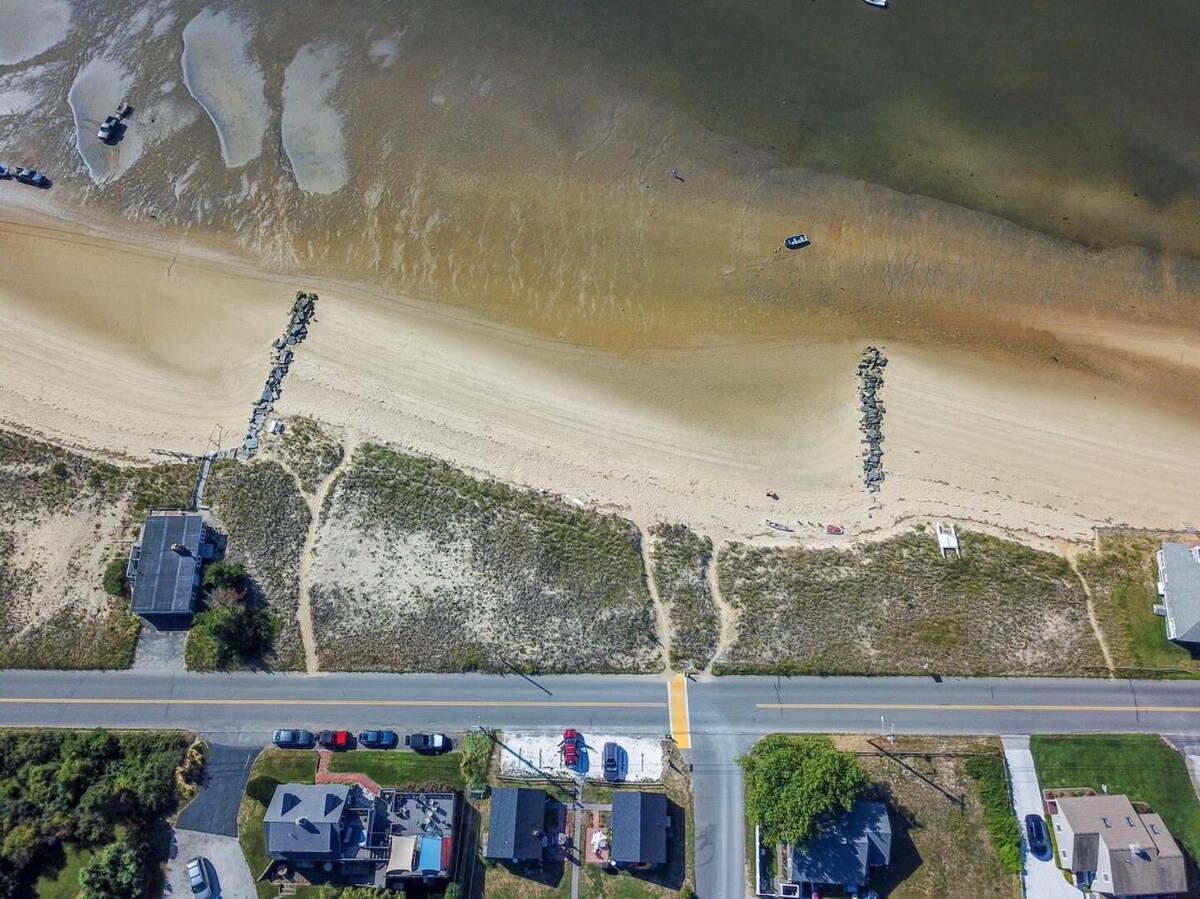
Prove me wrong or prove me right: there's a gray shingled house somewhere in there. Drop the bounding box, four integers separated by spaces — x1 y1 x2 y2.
610 791 670 869
786 800 891 892
264 784 352 862
126 511 212 626
484 787 547 863
1156 542 1200 646
1051 794 1186 896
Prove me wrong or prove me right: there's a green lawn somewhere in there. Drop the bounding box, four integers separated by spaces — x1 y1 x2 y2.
326 749 464 789
35 844 92 899
1030 735 1200 863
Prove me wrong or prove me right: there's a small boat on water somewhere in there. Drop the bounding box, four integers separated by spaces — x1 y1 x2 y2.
863 0 888 7
784 233 810 250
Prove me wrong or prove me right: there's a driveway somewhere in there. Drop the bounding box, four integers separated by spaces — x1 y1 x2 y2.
176 744 260 837
163 828 256 899
1001 736 1078 899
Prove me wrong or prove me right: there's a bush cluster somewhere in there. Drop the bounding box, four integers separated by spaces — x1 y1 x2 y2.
964 754 1022 873
0 729 193 898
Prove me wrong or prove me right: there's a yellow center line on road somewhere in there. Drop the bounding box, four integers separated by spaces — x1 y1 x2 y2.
0 697 667 709
668 674 691 749
758 702 1200 713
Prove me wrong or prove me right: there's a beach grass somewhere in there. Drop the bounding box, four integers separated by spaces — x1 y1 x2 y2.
650 523 718 672
1076 532 1200 677
205 460 310 671
271 416 343 494
308 443 659 673
0 429 193 669
715 530 1101 676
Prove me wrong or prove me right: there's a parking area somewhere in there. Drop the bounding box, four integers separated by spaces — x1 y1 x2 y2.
177 744 260 837
498 732 664 781
1001 735 1077 899
163 829 256 899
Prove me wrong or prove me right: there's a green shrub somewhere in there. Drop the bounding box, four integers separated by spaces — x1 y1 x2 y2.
102 557 128 596
80 836 147 899
443 885 462 899
964 754 1022 873
202 560 247 591
50 461 69 479
246 774 280 806
739 734 869 845
185 597 278 671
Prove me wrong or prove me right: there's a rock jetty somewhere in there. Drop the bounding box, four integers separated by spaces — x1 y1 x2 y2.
242 291 318 455
857 346 887 494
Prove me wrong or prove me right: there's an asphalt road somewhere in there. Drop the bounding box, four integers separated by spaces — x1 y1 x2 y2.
3 669 1199 898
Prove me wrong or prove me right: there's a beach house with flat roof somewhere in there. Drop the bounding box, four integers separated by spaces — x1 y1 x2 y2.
1156 542 1200 646
126 511 212 626
610 791 670 869
1051 794 1186 896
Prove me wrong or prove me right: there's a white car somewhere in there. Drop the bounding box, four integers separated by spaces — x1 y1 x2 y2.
186 856 213 899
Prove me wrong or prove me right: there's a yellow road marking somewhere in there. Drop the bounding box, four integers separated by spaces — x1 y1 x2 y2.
758 702 1200 714
0 697 666 709
668 675 691 749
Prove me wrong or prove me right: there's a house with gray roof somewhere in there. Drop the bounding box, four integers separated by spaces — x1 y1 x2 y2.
1051 794 1186 896
484 787 547 863
265 784 352 861
263 783 459 888
126 511 212 625
1156 542 1200 646
610 791 670 869
785 800 891 892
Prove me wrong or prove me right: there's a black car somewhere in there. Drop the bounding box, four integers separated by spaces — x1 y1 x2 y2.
358 729 399 749
405 732 451 753
12 167 48 187
602 741 625 783
272 728 314 749
1025 813 1051 861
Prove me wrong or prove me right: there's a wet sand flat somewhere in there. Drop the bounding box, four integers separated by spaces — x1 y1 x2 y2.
0 0 72 65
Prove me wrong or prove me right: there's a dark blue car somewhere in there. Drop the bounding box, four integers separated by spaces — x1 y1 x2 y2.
358 729 399 749
1025 813 1051 861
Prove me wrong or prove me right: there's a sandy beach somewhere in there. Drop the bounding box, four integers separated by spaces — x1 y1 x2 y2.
0 204 1196 548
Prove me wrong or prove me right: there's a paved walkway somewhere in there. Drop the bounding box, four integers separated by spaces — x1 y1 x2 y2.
163 829 256 899
1001 736 1077 899
315 749 382 794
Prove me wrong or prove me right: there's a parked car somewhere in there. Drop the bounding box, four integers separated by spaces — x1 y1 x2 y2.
358 729 399 749
318 729 353 750
97 115 121 142
12 167 48 187
602 741 624 783
405 732 451 753
561 728 581 767
185 856 213 899
272 728 314 749
0 164 8 178
1025 813 1051 860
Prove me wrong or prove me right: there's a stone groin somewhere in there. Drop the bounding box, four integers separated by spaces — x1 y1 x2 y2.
857 346 887 494
242 291 318 455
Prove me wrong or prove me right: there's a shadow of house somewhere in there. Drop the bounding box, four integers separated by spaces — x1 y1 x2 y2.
127 511 216 628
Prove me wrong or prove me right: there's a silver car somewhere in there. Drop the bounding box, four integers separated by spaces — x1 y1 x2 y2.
186 856 213 899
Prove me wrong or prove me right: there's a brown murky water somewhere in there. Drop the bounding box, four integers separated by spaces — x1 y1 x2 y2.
1 0 1198 360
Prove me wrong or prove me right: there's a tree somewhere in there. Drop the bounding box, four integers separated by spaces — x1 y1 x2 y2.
202 561 247 591
737 734 869 845
79 837 146 899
